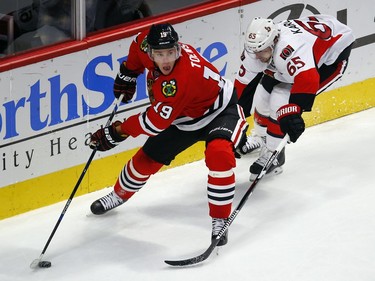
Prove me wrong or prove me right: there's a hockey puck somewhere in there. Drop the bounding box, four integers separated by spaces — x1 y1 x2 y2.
39 261 52 268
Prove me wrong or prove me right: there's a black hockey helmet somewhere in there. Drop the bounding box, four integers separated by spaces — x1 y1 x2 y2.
147 23 179 50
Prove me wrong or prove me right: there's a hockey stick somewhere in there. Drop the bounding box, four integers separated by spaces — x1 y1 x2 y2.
165 135 290 267
30 94 125 269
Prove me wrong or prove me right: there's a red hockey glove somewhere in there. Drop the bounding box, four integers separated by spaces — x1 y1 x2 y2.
113 62 138 103
89 121 128 151
276 104 305 143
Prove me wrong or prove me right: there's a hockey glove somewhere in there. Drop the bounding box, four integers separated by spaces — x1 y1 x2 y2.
114 62 138 103
276 104 305 143
89 121 128 151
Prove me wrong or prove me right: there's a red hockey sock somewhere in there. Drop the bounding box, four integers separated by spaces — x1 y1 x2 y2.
205 139 236 218
114 148 163 200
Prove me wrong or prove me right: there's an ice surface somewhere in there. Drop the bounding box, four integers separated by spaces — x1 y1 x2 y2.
1 108 374 281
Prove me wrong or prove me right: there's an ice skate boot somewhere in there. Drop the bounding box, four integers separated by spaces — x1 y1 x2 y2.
90 191 125 215
249 147 285 181
211 218 229 246
237 131 265 156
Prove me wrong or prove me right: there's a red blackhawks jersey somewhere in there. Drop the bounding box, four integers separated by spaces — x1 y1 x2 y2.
236 14 355 99
121 30 234 137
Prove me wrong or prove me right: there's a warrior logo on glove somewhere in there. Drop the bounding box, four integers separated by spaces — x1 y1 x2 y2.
276 104 305 143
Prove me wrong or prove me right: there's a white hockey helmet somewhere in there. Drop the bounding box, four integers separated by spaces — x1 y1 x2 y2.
244 17 279 53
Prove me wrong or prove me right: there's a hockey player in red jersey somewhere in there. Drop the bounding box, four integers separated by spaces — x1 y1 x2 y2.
234 15 355 180
89 23 248 246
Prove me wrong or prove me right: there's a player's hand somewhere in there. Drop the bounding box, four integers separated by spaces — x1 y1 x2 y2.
113 62 138 103
89 121 128 151
277 104 305 143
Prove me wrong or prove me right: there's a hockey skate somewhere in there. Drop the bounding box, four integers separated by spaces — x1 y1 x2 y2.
249 147 285 181
211 218 229 246
90 191 126 215
237 131 265 156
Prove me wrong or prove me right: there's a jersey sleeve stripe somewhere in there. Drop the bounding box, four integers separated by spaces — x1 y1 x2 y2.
173 78 233 131
139 112 162 136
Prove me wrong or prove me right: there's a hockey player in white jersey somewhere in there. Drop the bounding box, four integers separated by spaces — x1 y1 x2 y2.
234 15 355 180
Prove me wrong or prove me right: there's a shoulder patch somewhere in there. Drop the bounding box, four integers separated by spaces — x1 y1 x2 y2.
161 79 177 97
280 45 295 60
140 37 149 53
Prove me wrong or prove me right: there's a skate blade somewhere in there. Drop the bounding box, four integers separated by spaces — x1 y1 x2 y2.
215 246 221 256
249 166 283 182
268 166 283 176
214 244 228 256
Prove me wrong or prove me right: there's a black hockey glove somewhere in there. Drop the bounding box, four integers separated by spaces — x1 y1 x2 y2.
89 121 128 151
114 62 138 103
276 104 305 143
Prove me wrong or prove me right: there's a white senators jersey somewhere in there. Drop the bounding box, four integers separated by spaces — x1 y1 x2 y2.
271 15 354 94
237 14 355 97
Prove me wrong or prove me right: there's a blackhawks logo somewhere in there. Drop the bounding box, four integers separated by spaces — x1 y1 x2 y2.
161 79 177 97
140 37 148 53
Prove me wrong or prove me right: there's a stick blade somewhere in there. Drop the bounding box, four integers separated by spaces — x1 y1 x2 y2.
30 259 41 269
164 241 218 267
30 258 52 269
164 254 208 267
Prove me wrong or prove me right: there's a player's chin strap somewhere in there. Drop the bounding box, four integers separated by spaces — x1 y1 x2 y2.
165 134 290 267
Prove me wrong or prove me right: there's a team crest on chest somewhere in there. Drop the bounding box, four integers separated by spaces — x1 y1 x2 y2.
161 79 177 97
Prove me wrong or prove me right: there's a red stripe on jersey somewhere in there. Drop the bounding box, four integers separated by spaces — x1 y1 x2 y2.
319 60 344 90
231 105 248 147
292 18 342 96
294 18 342 64
313 34 341 64
254 109 270 128
234 79 247 99
291 68 320 94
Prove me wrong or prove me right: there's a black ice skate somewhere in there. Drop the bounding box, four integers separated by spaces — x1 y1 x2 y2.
90 191 125 215
236 130 266 158
249 147 285 181
211 218 229 246
241 132 265 155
